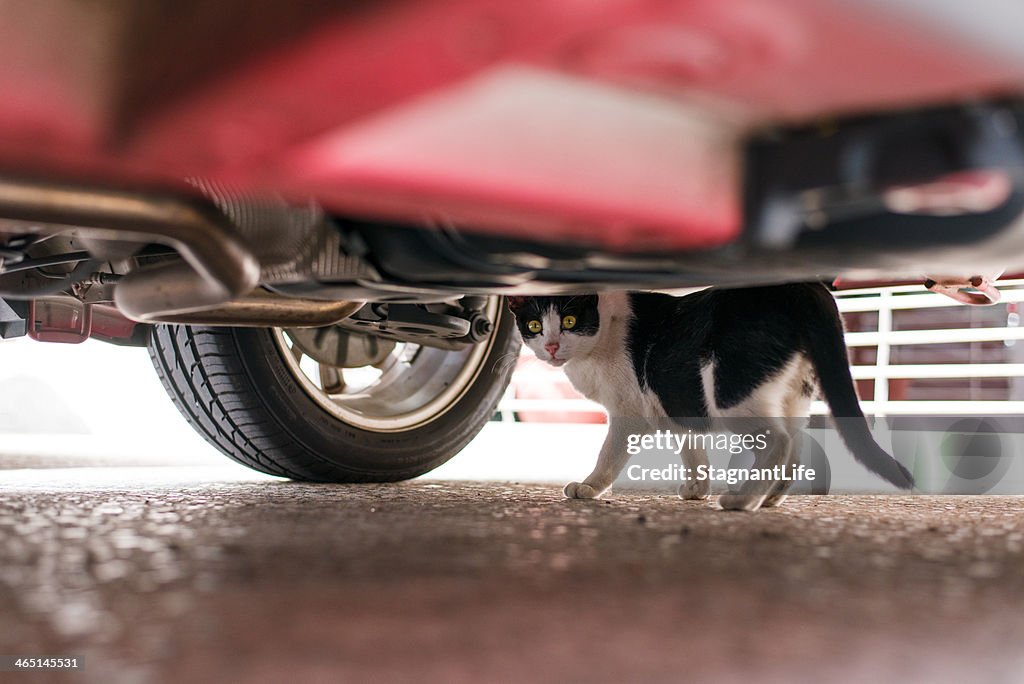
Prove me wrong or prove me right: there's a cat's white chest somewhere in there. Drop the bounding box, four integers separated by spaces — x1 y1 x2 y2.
564 352 664 419
563 358 602 400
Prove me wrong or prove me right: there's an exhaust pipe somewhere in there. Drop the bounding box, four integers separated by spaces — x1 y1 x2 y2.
0 176 363 328
149 290 363 328
0 176 260 319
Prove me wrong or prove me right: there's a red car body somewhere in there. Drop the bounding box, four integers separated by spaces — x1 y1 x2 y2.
0 1 1020 252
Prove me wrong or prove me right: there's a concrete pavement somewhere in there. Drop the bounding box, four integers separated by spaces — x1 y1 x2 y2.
2 460 1024 683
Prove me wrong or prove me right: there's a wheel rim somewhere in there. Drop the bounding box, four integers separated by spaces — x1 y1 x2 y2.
273 297 502 433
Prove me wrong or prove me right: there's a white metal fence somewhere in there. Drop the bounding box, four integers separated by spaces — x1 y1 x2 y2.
497 281 1024 420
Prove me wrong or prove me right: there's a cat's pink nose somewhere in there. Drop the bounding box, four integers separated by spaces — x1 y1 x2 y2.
544 342 560 356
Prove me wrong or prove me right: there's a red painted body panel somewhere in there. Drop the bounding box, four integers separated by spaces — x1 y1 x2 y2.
0 0 1020 250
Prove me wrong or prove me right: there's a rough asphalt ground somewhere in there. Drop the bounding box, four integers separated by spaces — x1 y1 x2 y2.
2 462 1024 683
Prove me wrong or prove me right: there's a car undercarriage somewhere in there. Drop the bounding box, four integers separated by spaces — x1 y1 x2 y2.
2 0 1024 480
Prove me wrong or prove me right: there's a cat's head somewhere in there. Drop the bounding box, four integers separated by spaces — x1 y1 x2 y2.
507 295 600 367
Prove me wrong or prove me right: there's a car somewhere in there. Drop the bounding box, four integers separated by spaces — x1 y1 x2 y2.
0 0 1022 482
509 352 607 424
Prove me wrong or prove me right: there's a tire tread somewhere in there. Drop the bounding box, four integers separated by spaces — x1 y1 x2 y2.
147 317 516 482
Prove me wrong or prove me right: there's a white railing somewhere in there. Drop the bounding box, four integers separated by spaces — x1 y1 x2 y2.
497 281 1024 420
831 279 1024 416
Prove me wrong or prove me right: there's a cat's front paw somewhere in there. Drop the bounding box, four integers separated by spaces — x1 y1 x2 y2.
717 493 766 512
563 481 602 499
678 480 710 501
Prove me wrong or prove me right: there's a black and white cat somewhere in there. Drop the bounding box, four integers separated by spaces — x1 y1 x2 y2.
507 284 914 511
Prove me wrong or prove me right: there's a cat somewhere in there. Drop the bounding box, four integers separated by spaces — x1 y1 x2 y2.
507 284 914 511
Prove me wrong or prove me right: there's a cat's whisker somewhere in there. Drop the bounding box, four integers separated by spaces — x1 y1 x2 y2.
492 351 521 377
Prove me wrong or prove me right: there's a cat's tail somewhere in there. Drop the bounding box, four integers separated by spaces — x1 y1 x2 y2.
802 285 915 490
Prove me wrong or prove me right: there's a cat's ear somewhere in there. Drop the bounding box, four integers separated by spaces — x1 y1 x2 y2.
505 296 526 312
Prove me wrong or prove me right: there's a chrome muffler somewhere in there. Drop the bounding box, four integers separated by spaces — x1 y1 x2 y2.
0 176 361 328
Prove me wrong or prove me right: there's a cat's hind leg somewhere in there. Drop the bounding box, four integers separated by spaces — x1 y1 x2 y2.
717 355 812 511
678 445 710 501
762 395 812 508
761 431 802 508
718 419 793 512
564 420 631 499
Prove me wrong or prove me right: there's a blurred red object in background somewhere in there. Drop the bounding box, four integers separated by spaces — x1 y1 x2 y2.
511 354 606 424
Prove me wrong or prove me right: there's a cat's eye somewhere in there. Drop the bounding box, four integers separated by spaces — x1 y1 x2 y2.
527 320 542 334
562 315 577 330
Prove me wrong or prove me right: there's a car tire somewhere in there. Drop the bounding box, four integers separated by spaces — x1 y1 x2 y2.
147 300 517 482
